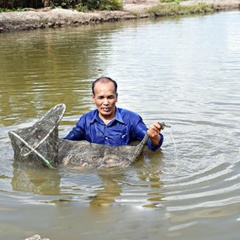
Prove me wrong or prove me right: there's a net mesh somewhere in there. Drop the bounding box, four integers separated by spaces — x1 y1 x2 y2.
8 104 66 168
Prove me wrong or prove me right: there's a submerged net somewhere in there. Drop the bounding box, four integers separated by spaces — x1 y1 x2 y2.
8 104 66 168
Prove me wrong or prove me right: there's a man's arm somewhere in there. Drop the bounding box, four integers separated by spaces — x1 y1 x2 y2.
133 116 163 151
64 118 85 141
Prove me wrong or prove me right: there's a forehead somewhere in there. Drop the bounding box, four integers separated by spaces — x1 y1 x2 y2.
94 81 116 95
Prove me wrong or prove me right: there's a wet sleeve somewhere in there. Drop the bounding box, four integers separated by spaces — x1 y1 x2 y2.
147 133 164 151
64 117 85 141
134 116 164 151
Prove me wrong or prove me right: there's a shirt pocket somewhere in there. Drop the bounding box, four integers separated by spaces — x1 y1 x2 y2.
109 127 129 146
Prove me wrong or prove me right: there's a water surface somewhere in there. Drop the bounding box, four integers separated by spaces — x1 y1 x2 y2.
0 11 240 240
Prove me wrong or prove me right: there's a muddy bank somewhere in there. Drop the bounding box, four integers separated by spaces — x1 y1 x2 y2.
0 0 239 33
0 7 144 33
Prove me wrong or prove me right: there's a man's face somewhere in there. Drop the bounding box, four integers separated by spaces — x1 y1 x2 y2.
92 81 118 121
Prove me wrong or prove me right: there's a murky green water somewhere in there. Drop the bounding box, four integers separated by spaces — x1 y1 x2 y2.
0 11 240 240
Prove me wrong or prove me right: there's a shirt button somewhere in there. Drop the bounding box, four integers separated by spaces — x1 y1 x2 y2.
105 137 108 140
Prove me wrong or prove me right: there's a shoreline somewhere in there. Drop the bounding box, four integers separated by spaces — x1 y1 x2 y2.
0 0 240 33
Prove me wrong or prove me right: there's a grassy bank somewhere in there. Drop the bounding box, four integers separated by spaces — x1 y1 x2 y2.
0 0 239 33
147 3 215 17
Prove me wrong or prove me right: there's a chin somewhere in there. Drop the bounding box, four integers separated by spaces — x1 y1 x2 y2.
101 111 112 117
102 112 111 116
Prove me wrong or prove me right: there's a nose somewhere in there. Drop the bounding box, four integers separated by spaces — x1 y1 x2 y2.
103 98 109 105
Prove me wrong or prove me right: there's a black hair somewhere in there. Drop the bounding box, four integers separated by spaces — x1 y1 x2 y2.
92 77 118 95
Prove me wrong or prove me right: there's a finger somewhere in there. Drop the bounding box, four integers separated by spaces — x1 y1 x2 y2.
153 123 161 132
155 122 162 130
148 128 159 137
151 122 161 131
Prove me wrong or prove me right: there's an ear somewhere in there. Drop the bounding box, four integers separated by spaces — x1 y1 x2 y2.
116 93 118 102
92 94 96 103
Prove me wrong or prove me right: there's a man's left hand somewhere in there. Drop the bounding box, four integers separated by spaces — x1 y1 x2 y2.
147 122 162 146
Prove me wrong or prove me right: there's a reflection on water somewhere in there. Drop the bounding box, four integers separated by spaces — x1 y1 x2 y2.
0 11 240 240
11 161 61 195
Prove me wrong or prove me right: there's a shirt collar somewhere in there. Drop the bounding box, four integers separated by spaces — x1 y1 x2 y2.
114 108 124 124
90 107 124 124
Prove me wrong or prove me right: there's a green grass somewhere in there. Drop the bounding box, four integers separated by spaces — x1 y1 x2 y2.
147 3 215 17
0 8 23 12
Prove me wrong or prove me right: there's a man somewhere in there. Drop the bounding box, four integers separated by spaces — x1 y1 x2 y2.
64 77 163 151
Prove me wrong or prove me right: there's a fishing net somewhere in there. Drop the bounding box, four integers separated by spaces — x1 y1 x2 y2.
8 104 66 169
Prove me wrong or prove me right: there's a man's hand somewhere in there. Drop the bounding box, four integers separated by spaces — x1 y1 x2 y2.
147 122 162 146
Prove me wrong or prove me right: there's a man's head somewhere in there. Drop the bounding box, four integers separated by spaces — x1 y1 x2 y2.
92 77 118 96
91 77 118 122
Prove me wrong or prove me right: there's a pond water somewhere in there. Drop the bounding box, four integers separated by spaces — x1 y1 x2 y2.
0 10 240 240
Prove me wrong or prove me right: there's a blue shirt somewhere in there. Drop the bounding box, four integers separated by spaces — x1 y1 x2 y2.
64 108 163 151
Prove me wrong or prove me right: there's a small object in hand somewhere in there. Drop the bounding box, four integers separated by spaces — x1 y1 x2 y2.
158 122 171 130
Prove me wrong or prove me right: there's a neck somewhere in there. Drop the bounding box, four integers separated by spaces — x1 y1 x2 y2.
98 109 116 125
101 118 112 125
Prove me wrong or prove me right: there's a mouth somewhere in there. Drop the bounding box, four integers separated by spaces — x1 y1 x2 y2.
102 107 110 112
